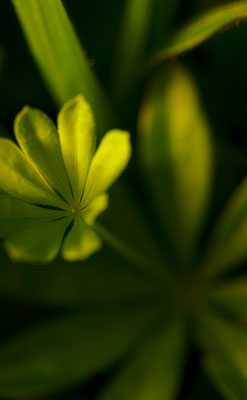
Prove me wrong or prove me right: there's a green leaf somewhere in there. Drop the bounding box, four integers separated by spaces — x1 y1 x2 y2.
149 0 180 46
199 311 247 400
138 65 212 266
12 0 112 134
147 1 247 69
206 353 247 400
4 218 71 263
83 193 108 225
113 0 153 96
14 106 73 204
57 94 96 203
62 217 102 261
0 308 161 398
0 138 66 208
98 318 186 400
83 130 131 206
200 178 247 279
209 278 247 319
0 195 66 238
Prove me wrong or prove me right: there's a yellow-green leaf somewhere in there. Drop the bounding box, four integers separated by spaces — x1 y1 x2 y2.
14 106 73 203
57 94 96 203
62 217 102 261
138 65 212 265
0 138 65 208
83 130 131 206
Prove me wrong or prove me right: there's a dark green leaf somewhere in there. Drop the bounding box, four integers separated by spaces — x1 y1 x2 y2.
147 1 247 69
0 308 161 398
98 318 186 400
200 178 247 278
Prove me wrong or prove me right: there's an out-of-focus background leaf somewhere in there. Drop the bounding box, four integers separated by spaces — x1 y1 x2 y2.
1 0 247 399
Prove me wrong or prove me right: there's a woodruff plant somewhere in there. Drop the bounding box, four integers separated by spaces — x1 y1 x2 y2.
0 95 130 262
1 0 247 400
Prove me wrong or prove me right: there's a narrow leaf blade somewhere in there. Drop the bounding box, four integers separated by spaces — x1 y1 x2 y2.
12 0 112 134
201 178 247 278
148 1 247 69
199 311 247 400
98 318 186 400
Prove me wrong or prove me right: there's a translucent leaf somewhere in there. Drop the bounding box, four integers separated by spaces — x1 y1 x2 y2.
201 178 247 278
147 1 247 69
62 217 102 261
209 278 247 319
14 106 73 204
0 138 65 208
5 218 70 263
57 95 96 203
0 308 160 398
12 0 112 135
98 318 186 400
83 193 108 225
83 130 131 206
199 311 247 400
0 194 66 238
138 65 212 265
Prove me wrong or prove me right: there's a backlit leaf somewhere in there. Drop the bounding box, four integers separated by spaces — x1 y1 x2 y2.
139 65 212 266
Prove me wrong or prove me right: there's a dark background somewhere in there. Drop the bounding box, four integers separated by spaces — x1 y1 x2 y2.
0 0 246 398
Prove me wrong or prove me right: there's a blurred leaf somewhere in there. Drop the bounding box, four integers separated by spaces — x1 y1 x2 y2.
0 307 161 398
206 353 247 400
138 64 212 266
149 0 180 48
97 182 169 280
209 278 247 319
12 0 112 135
201 178 247 279
113 0 153 96
199 311 247 400
0 246 162 307
97 318 186 400
147 1 247 69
